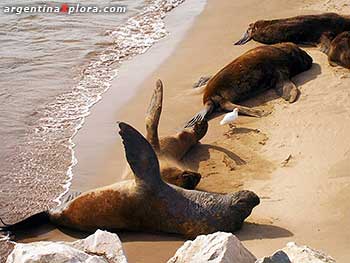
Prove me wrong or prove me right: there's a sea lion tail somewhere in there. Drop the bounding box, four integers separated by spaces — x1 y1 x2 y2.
0 211 50 233
234 29 252 45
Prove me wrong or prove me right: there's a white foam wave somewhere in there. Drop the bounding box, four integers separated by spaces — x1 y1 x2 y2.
30 0 187 205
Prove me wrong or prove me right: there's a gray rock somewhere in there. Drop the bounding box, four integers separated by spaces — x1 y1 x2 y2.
6 229 128 263
256 251 291 263
256 242 336 263
282 242 336 263
167 231 256 263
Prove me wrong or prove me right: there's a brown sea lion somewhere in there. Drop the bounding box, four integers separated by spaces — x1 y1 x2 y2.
142 80 206 189
319 31 350 69
235 13 350 46
184 43 313 127
0 122 260 238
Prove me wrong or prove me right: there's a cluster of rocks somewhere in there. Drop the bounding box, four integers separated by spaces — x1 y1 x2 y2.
6 230 335 263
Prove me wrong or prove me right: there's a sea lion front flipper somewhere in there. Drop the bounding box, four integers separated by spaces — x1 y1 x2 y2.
318 31 336 55
219 100 267 117
145 80 163 152
118 122 163 188
275 79 299 103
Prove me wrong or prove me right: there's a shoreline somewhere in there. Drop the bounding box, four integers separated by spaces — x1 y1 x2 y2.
70 0 207 192
3 0 350 262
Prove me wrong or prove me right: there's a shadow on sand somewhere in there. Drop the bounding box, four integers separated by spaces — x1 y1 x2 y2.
9 221 292 244
183 143 246 171
236 222 293 241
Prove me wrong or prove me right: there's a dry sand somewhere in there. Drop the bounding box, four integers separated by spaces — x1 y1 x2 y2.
114 0 350 261
3 0 350 262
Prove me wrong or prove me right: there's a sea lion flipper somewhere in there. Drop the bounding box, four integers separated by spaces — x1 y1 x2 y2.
275 79 299 103
118 122 163 187
145 80 163 151
184 100 215 128
219 100 267 117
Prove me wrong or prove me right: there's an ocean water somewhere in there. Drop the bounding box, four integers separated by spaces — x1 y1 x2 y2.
0 0 186 232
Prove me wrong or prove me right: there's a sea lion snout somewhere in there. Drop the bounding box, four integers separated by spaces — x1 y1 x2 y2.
181 170 201 189
232 190 260 211
234 23 254 45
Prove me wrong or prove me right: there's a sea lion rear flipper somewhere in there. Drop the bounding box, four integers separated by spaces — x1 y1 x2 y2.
0 211 50 233
219 100 267 117
275 79 299 103
184 101 215 128
145 80 163 151
118 122 163 188
318 31 336 55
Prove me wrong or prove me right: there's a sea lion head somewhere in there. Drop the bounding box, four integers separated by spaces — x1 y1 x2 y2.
234 23 255 45
230 190 260 220
160 165 201 189
275 42 313 75
235 20 268 45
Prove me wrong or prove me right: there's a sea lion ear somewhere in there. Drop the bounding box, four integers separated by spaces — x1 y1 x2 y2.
118 122 163 188
145 79 163 151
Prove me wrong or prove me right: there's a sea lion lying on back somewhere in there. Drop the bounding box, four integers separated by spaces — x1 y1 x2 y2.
319 31 350 69
140 80 206 189
184 43 312 127
235 13 350 46
0 122 260 238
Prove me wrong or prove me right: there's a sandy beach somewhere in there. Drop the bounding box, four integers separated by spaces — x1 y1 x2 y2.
115 0 350 261
2 0 350 262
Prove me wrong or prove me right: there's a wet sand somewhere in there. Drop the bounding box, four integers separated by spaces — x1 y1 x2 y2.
4 0 350 262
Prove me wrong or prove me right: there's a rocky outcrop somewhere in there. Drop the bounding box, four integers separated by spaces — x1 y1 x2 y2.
256 242 336 263
256 251 291 263
6 230 336 263
167 232 256 263
6 229 128 263
281 242 336 263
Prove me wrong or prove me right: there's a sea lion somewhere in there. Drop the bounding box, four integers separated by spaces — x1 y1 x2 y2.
142 80 206 189
319 31 350 69
184 42 313 127
235 13 350 46
0 122 260 238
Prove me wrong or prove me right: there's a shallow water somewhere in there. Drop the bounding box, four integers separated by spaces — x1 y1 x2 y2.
0 0 204 260
0 0 187 227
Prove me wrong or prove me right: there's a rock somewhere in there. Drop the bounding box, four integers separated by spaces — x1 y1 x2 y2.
6 229 128 263
192 76 211 89
256 242 336 263
167 232 256 263
256 251 291 263
282 242 336 263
